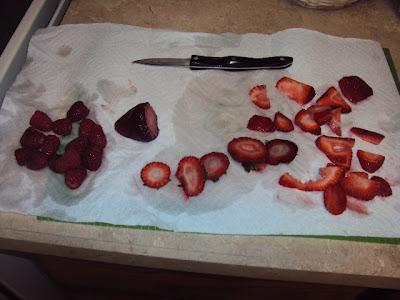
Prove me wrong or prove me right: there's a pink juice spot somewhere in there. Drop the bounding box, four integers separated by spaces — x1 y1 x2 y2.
347 197 369 215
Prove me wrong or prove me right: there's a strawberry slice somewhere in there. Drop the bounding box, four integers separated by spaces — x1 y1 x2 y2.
265 139 298 165
227 137 266 164
350 127 385 145
249 85 270 109
341 172 381 201
274 112 294 132
324 184 347 215
371 176 392 197
328 108 342 136
339 76 373 103
356 150 385 173
176 156 206 197
315 135 355 168
276 77 315 105
247 115 275 132
140 162 171 189
279 173 306 190
200 152 230 181
294 109 321 135
316 86 352 113
307 105 332 125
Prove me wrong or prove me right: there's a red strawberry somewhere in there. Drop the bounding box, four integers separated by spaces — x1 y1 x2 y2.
15 148 30 166
67 101 89 122
341 172 381 201
316 86 352 113
350 127 385 145
140 162 171 189
274 112 294 132
82 146 103 171
339 76 373 103
241 162 267 173
40 135 60 157
200 152 230 181
65 136 88 155
176 156 206 197
315 135 355 168
327 108 341 136
20 127 45 149
276 77 315 105
357 150 385 173
324 184 347 215
79 118 96 137
88 124 107 149
227 137 266 164
26 150 48 170
307 105 332 125
265 139 298 165
247 115 275 132
29 110 53 131
65 167 87 190
249 85 270 109
52 149 81 173
294 109 321 135
371 176 392 197
279 173 306 190
48 154 61 172
52 118 72 136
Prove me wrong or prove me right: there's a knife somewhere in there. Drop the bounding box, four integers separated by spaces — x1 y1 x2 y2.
132 55 293 71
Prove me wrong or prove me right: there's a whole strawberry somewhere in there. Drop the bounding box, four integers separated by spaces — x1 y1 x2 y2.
20 127 45 149
88 124 107 149
40 135 60 157
26 150 48 170
29 110 53 132
52 149 81 173
67 101 89 122
15 148 30 166
79 118 96 137
65 136 88 155
52 118 72 136
65 167 87 189
82 146 103 171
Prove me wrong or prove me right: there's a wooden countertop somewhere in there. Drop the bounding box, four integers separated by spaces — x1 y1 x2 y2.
1 0 400 289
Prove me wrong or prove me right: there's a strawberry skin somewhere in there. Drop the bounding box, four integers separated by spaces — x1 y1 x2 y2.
341 172 381 201
265 139 298 165
79 118 97 137
249 85 270 109
26 150 48 170
15 148 30 166
274 112 294 132
82 146 103 171
200 152 230 181
371 176 392 197
40 134 60 157
357 150 385 173
29 110 53 131
339 76 373 103
315 135 355 168
247 115 275 132
67 101 89 122
52 149 81 173
350 127 385 145
65 167 87 189
52 118 72 136
324 183 347 215
88 124 107 149
328 108 342 136
316 86 352 113
294 109 321 135
65 136 88 155
176 156 206 197
141 162 171 189
227 137 267 164
20 127 45 149
276 77 315 105
307 105 332 125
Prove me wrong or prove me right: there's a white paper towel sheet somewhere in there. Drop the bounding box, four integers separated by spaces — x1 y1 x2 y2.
1 24 400 236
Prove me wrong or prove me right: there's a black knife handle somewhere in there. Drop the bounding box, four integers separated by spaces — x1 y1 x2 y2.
189 55 293 71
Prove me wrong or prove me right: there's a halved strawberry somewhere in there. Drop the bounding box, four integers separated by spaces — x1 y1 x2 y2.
307 105 332 125
249 85 270 109
200 152 230 181
324 184 347 215
328 108 342 136
294 109 321 135
341 172 381 201
265 139 298 165
276 77 315 105
140 162 171 189
350 127 385 145
339 76 373 103
176 156 206 197
274 112 294 132
227 137 266 164
247 115 275 132
316 86 352 113
371 176 392 197
315 135 355 168
356 150 385 173
279 173 306 190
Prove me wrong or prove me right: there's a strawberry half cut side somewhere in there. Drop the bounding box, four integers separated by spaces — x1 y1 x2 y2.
294 109 321 135
307 105 332 125
316 86 352 113
265 139 298 165
176 156 206 197
200 152 230 181
341 172 381 201
249 84 270 110
276 77 316 105
227 137 266 164
274 112 294 132
327 108 342 136
357 150 385 173
315 135 355 168
141 162 171 189
350 127 385 145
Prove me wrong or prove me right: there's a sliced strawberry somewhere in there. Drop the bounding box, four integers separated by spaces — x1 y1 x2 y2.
316 86 352 113
52 149 81 173
200 152 230 181
249 85 270 109
20 127 45 149
176 156 206 197
15 148 30 166
52 118 72 136
294 109 321 135
324 184 347 215
307 105 332 125
357 150 385 173
350 127 385 145
315 135 355 168
371 176 392 197
40 134 60 157
339 76 373 103
247 115 275 132
276 77 315 105
274 112 294 132
79 118 97 137
140 162 171 189
328 108 342 136
26 150 48 171
265 139 298 165
67 101 89 122
341 172 381 201
241 162 267 173
227 137 266 164
279 173 306 190
65 167 87 190
29 110 53 131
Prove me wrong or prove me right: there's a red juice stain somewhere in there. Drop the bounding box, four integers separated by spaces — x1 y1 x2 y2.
347 197 369 215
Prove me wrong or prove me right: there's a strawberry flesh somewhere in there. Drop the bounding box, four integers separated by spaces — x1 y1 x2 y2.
371 176 392 197
67 101 89 122
176 156 206 197
279 173 306 190
249 85 270 109
341 172 381 201
227 137 266 164
339 76 373 103
307 105 332 125
200 152 230 181
357 150 385 173
29 110 53 131
65 167 87 189
20 127 45 149
265 139 298 165
274 112 294 132
316 86 352 113
324 183 347 215
350 127 385 145
315 135 355 168
247 115 275 132
141 162 171 189
276 77 315 105
52 118 72 136
328 108 342 136
294 109 321 135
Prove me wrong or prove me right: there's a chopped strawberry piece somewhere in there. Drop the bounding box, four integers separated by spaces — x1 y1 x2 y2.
307 105 332 125
26 150 48 170
241 162 267 173
274 112 294 132
356 150 385 173
265 139 298 165
249 85 270 109
88 124 107 149
29 110 53 131
40 135 60 157
52 149 81 173
67 101 90 122
316 87 352 113
339 76 373 103
140 162 171 189
52 118 72 136
200 152 230 181
276 77 315 105
315 135 355 168
350 127 385 145
328 108 342 136
279 173 306 190
20 127 45 149
247 115 275 132
324 184 347 215
341 172 381 201
176 156 206 197
65 167 87 189
79 118 97 137
227 137 266 164
371 176 392 197
294 109 321 135
82 146 103 171
14 148 30 166
65 136 88 155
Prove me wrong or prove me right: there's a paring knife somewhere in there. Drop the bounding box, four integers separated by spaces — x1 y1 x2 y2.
132 55 293 71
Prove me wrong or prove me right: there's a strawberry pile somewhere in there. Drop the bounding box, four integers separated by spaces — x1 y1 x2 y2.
14 101 106 190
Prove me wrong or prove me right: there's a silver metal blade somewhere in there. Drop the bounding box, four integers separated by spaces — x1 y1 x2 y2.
133 58 191 67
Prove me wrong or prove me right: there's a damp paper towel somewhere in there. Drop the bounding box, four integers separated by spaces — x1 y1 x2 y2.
0 24 399 236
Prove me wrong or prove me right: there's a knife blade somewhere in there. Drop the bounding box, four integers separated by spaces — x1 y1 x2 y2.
132 55 293 71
